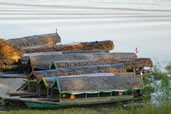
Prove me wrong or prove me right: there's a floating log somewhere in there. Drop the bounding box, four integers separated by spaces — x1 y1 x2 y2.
7 33 61 48
27 52 137 73
49 58 152 70
29 64 126 80
23 40 114 53
0 39 24 70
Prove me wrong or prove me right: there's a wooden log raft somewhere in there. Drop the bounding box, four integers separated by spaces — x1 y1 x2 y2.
28 64 127 80
7 33 61 48
50 58 153 70
27 53 137 73
23 40 114 53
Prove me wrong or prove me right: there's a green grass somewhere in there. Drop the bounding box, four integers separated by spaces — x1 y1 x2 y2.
2 104 171 114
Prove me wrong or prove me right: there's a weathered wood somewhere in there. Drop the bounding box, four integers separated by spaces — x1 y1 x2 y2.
50 58 152 69
7 33 61 48
27 52 137 73
23 40 114 53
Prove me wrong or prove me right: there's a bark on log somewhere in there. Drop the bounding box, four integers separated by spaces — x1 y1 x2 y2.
7 33 61 48
23 40 114 53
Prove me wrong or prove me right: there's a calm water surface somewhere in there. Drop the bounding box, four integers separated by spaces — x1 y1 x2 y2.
0 0 171 65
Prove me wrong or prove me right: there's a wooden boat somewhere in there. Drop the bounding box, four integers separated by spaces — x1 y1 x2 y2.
23 95 136 109
23 73 143 109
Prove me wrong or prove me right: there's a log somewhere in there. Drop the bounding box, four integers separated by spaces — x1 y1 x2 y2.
7 33 61 48
50 58 152 70
29 64 126 80
23 40 114 53
27 52 137 73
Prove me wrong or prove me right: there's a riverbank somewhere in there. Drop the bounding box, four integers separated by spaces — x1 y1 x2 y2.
2 103 171 114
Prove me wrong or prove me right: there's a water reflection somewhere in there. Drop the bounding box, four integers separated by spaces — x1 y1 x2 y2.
0 0 171 64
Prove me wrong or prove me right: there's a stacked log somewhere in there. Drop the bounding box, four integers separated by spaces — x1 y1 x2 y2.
7 33 61 48
0 39 24 70
23 40 114 53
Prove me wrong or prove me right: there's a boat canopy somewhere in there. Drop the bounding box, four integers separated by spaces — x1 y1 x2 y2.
38 73 143 95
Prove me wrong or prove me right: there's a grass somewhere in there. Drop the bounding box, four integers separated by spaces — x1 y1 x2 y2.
1 104 171 114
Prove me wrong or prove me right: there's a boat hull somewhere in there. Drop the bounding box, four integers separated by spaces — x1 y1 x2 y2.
24 95 137 109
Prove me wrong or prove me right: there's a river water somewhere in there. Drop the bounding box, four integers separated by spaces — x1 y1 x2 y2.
0 0 171 65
